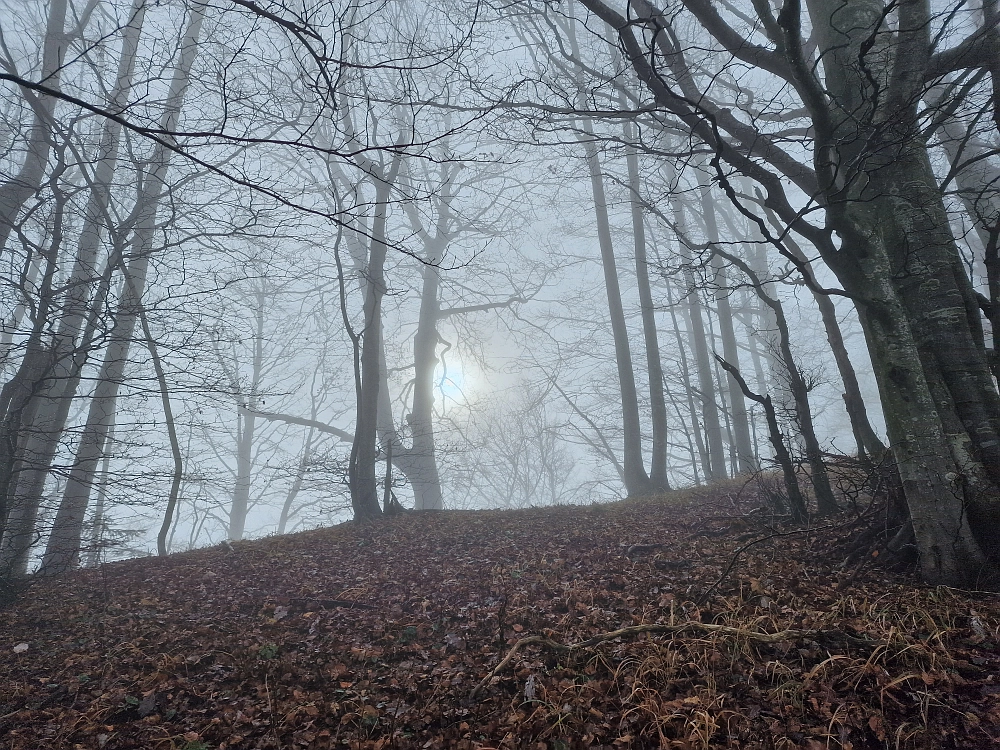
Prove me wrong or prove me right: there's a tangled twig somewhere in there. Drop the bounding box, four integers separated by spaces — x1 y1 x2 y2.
696 520 847 604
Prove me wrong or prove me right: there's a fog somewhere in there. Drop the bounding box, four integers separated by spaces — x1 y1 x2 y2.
0 0 991 585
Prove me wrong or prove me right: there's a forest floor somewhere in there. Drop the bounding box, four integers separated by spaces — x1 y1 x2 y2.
2 483 1000 750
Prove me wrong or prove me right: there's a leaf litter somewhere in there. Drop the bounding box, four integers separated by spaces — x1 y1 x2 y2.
1 485 998 749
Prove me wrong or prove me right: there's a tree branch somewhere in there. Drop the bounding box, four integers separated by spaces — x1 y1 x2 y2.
241 406 354 443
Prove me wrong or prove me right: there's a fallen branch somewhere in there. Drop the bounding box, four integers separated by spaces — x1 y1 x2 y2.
470 621 871 699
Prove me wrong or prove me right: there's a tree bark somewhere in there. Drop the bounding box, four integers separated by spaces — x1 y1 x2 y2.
663 274 706 483
228 291 265 542
761 216 886 460
277 426 315 535
0 165 71 556
932 106 1000 379
566 6 651 496
806 0 1000 572
1 239 120 575
812 289 886 460
577 127 652 495
82 421 113 568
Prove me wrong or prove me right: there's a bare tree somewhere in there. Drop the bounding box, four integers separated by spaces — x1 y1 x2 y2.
567 0 1000 583
37 3 203 572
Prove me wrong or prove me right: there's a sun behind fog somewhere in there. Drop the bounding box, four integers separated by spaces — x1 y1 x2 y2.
435 360 474 404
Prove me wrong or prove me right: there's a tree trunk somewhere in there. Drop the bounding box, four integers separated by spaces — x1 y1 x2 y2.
83 421 113 568
348 156 401 520
565 7 650 496
0 0 69 255
580 0 1000 583
2 0 142 516
854 255 992 585
1 249 119 575
0 174 71 555
698 174 756 473
577 130 652 495
814 292 885 460
139 294 183 559
408 259 445 510
800 0 1000 580
869 146 1000 554
774 306 839 515
0 256 41 363
924 85 1000 361
714 246 838 514
33 5 201 573
625 126 671 490
663 274 706 483
717 356 805 520
768 225 886 460
667 192 726 480
277 426 314 535
38 248 151 573
682 271 727 480
229 292 265 541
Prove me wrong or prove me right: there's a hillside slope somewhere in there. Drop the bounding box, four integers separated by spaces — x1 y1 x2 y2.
2 488 999 749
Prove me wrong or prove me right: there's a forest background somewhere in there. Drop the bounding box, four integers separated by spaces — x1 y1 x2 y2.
1 0 998 589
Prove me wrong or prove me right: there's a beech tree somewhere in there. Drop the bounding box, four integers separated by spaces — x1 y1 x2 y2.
555 0 1000 584
7 0 996 590
36 1 203 573
0 0 484 567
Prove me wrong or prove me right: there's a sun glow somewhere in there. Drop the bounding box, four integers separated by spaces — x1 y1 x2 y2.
435 360 474 404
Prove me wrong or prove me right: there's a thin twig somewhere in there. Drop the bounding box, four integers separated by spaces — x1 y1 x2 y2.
696 520 846 604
